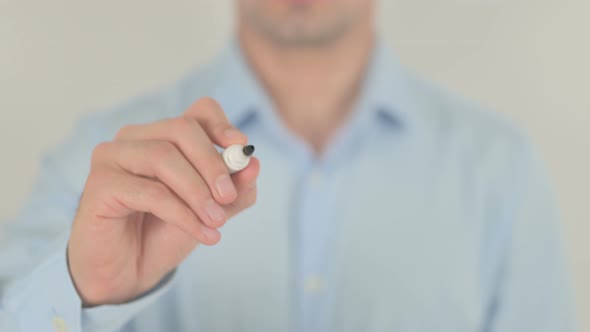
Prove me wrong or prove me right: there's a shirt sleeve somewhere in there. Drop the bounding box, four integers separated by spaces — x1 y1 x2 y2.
488 137 576 331
1 242 176 332
0 113 176 332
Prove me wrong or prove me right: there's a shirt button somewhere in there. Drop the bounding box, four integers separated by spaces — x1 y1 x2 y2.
52 316 68 332
305 275 324 294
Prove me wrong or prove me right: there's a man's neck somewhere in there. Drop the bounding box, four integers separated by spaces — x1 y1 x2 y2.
238 24 375 154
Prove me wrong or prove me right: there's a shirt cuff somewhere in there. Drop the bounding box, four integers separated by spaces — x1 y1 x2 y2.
2 246 83 332
81 270 176 332
2 245 176 332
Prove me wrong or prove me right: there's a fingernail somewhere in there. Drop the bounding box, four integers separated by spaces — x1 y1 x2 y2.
205 199 226 223
216 174 237 199
202 226 220 242
224 128 242 138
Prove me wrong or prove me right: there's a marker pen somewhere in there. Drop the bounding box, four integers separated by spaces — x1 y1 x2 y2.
222 144 255 174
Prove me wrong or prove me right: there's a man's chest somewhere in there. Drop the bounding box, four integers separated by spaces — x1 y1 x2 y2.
174 142 491 331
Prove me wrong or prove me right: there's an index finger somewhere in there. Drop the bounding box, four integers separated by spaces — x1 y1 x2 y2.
184 97 248 148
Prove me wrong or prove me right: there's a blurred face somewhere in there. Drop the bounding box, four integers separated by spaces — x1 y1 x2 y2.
237 0 374 47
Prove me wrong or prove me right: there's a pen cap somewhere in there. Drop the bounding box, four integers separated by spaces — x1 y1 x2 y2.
222 144 252 174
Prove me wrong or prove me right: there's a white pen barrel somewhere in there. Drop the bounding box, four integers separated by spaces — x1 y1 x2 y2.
222 144 253 174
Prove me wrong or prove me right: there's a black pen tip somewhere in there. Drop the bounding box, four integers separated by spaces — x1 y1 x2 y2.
243 145 255 156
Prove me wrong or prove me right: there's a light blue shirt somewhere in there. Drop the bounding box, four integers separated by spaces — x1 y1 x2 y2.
0 39 575 332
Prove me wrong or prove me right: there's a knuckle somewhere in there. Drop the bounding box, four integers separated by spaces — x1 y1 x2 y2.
172 116 196 133
88 165 111 181
171 117 200 144
186 97 221 117
85 170 103 189
195 97 220 110
85 167 117 200
115 124 136 140
91 142 113 164
143 182 169 201
149 141 177 159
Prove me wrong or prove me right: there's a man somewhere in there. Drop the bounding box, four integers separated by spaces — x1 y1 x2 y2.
0 0 574 331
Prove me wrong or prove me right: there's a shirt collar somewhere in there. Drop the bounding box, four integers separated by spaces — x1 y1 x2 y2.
209 38 274 129
356 38 417 129
208 36 417 131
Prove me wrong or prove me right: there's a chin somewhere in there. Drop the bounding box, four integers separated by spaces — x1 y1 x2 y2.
242 0 361 47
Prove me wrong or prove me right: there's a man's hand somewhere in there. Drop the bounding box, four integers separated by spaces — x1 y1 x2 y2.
67 98 260 306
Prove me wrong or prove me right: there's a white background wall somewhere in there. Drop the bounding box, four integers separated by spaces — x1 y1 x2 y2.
1 0 588 330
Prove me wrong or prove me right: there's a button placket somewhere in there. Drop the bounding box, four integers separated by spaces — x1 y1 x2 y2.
297 164 332 332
